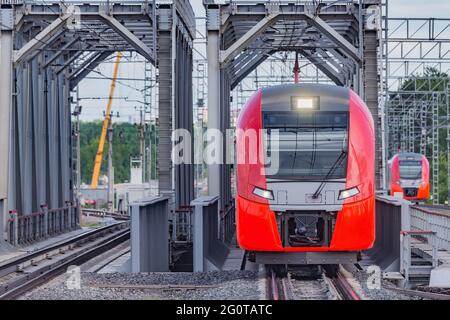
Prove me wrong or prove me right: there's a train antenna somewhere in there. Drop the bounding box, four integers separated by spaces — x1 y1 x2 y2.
293 51 300 84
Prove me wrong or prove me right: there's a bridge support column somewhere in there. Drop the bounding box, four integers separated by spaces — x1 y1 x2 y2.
362 1 383 189
206 12 221 200
0 6 13 243
157 28 173 197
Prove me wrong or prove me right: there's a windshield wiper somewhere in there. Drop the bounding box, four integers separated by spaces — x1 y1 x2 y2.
312 150 348 199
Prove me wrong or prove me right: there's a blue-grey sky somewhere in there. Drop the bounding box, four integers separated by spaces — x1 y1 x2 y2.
78 0 450 122
386 0 450 17
191 0 450 18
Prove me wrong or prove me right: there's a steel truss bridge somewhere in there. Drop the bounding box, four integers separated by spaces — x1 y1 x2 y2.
0 0 449 248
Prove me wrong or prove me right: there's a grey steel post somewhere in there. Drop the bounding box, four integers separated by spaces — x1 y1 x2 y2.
157 9 173 196
362 1 382 189
206 23 221 198
399 198 411 281
0 6 13 242
107 119 114 212
75 87 82 206
192 201 204 272
400 199 411 232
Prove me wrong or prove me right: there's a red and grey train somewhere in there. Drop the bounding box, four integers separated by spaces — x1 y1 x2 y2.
236 84 376 265
388 153 430 201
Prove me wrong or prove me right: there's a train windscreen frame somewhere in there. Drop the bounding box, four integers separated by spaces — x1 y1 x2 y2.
399 160 422 180
263 111 349 181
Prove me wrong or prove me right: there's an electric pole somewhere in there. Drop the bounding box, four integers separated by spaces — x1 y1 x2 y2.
135 106 147 183
106 112 120 212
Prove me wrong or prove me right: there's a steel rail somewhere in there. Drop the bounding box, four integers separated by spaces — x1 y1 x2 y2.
329 270 361 301
0 222 129 278
266 266 294 300
266 264 361 300
0 223 130 300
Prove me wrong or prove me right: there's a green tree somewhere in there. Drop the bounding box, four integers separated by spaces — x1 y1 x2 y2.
78 121 157 184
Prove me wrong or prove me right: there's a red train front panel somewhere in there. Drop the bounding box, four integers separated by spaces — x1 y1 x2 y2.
236 84 375 253
390 153 430 201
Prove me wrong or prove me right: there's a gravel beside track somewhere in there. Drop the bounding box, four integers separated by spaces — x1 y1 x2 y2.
20 271 262 300
345 264 419 300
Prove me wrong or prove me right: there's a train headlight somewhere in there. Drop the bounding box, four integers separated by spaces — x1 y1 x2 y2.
338 187 360 200
296 98 314 109
253 187 274 200
292 97 320 110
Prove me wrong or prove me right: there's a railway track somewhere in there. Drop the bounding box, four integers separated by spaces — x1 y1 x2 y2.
329 269 361 300
266 266 294 300
82 209 130 221
0 222 130 300
266 265 361 300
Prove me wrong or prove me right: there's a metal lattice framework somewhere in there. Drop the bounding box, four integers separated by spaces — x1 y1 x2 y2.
384 16 450 204
204 0 383 211
219 1 364 90
385 18 450 91
231 52 335 113
386 79 449 204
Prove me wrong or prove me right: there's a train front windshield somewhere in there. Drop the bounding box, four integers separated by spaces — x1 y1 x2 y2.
263 111 349 180
399 160 422 180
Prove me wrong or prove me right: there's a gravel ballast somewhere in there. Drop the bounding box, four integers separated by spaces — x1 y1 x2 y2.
21 271 262 300
344 264 419 300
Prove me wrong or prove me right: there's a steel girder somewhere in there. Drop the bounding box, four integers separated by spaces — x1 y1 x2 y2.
1 1 196 244
298 49 346 86
218 2 361 79
205 0 382 206
156 3 196 211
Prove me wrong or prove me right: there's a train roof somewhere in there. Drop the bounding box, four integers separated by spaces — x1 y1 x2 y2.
260 83 349 112
395 153 424 161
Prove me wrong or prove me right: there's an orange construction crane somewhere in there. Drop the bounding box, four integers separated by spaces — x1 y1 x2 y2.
90 52 122 189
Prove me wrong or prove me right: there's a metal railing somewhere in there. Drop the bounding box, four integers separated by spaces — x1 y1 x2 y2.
400 230 438 282
411 206 450 252
8 204 79 246
370 196 446 285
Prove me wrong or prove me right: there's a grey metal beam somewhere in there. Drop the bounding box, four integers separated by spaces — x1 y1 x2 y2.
231 52 271 90
0 22 13 242
99 13 155 64
207 30 221 198
157 30 173 194
69 51 113 90
305 13 361 64
363 28 381 188
220 13 279 66
55 51 84 75
42 36 81 69
13 13 72 64
299 49 345 86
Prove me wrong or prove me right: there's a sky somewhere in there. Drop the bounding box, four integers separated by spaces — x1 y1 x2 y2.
78 0 450 122
191 0 450 18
